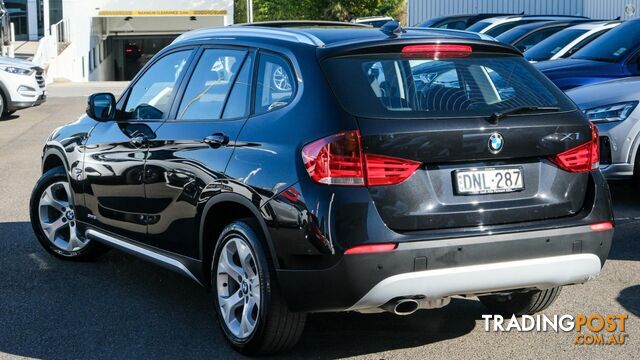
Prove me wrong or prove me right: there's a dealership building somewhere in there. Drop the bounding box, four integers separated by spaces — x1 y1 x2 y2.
6 0 233 81
408 0 640 27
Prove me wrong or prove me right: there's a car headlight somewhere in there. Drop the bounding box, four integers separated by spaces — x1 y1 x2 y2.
0 65 34 75
584 101 639 124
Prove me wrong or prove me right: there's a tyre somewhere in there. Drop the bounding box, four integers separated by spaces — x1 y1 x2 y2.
212 219 306 355
29 166 109 260
633 149 640 187
479 287 562 316
0 90 5 116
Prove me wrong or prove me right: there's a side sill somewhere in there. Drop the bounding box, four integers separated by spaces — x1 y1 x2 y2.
85 229 203 286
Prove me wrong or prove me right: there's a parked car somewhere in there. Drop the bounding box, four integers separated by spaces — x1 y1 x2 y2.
567 77 640 181
416 13 516 30
496 20 592 52
352 16 394 27
466 15 590 37
525 20 621 62
0 1 10 45
0 56 46 116
536 19 640 90
29 22 613 355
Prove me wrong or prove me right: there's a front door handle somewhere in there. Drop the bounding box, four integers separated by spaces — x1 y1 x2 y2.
130 135 148 147
203 133 229 148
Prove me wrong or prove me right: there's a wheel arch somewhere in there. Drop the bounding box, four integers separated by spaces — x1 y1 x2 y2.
199 193 280 285
42 147 68 173
0 82 7 113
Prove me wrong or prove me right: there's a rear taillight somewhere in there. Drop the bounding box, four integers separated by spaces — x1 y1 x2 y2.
302 130 421 186
550 124 599 173
401 44 472 59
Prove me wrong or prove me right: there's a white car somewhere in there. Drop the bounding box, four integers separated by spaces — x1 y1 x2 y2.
525 20 622 62
0 56 47 116
352 16 394 28
567 77 640 181
466 15 590 37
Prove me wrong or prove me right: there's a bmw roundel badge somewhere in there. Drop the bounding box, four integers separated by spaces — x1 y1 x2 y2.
488 133 504 154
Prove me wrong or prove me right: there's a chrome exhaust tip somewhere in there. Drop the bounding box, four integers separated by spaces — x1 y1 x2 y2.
394 299 419 315
381 298 420 315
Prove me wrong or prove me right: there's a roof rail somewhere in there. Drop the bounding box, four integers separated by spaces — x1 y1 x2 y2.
173 26 326 47
238 20 370 28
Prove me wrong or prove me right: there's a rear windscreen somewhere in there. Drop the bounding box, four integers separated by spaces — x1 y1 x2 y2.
322 53 574 119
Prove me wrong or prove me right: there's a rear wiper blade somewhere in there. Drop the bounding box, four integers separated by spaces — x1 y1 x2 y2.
487 106 560 125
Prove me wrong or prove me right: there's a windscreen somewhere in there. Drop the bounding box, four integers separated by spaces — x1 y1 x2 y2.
484 21 527 37
525 28 588 61
572 20 640 62
323 52 574 119
496 28 529 44
467 21 492 33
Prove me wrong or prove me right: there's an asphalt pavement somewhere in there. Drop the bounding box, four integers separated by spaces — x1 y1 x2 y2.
0 83 638 359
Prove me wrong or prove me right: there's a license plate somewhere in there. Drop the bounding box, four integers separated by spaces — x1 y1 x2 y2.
454 167 524 195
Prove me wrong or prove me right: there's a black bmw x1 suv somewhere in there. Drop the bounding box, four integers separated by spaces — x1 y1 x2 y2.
30 21 614 355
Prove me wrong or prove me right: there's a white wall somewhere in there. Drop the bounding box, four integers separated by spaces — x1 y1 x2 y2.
52 0 233 81
583 0 640 19
95 0 234 26
408 0 639 26
408 0 585 26
88 17 115 81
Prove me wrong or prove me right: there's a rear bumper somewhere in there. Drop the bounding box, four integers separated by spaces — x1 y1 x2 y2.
277 224 613 312
600 163 634 179
348 254 601 311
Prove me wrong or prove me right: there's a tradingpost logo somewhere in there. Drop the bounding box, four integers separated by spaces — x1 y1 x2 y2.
482 313 629 345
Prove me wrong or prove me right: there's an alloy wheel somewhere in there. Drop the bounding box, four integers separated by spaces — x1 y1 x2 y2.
216 237 261 339
37 181 87 252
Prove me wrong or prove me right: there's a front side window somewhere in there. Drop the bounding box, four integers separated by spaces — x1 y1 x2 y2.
123 50 192 120
254 53 295 115
177 49 247 120
323 53 574 119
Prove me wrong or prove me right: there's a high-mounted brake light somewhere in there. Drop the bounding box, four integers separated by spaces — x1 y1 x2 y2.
590 221 614 232
344 243 397 255
401 44 473 59
301 130 421 186
550 124 600 173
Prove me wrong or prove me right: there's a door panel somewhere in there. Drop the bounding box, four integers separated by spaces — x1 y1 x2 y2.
144 48 252 258
82 121 156 240
82 48 194 241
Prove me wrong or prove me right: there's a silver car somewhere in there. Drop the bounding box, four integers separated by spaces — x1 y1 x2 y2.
567 77 640 180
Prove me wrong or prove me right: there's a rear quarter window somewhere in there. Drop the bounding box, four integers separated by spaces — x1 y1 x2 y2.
322 52 574 119
254 52 296 115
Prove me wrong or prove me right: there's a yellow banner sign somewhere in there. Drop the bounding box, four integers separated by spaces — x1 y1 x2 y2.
98 10 228 16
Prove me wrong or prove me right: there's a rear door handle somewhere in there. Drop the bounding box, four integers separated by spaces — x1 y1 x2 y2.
203 133 229 148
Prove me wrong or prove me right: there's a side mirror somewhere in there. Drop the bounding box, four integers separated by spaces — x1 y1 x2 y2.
86 93 116 121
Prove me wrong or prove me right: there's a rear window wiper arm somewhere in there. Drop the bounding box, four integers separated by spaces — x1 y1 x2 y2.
487 106 560 125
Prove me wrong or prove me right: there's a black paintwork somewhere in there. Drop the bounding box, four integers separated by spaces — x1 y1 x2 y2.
39 26 614 312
